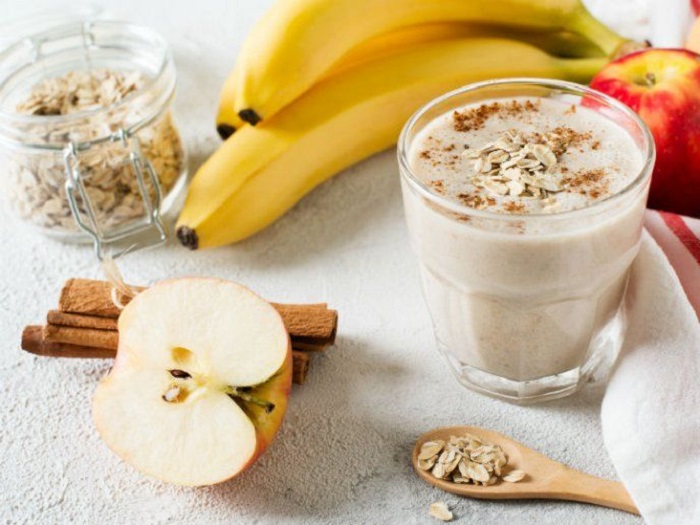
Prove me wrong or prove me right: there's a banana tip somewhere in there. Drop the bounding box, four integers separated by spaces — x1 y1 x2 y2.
176 226 199 250
216 123 236 140
239 108 262 126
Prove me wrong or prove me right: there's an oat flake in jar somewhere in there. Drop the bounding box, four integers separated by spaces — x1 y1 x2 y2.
0 21 187 256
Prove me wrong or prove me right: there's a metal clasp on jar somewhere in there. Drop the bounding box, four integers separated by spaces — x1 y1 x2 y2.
63 128 167 260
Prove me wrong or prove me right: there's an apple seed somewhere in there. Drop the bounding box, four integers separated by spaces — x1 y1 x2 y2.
168 369 192 379
162 384 192 403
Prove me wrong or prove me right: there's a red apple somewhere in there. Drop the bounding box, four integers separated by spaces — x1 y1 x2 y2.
590 48 700 218
93 278 292 486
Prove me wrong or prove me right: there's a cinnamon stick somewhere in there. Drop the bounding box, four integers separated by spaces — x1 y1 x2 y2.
271 303 337 343
24 278 336 387
47 310 118 331
23 326 116 359
22 326 311 385
44 324 118 350
42 322 323 357
59 279 144 318
45 312 329 353
58 279 337 348
292 351 309 386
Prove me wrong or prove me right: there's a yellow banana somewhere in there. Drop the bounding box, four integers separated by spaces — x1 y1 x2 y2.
178 38 606 249
216 22 473 139
216 70 245 139
215 22 603 137
232 0 624 124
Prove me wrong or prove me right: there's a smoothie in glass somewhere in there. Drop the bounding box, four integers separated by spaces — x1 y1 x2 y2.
398 79 654 403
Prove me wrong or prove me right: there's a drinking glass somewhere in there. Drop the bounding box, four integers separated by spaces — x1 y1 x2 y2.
398 79 655 403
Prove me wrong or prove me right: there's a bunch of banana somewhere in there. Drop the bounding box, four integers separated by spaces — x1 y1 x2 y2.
178 0 628 249
230 0 625 125
215 22 605 138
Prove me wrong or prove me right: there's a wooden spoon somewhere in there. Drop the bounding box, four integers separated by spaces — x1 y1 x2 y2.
412 426 639 515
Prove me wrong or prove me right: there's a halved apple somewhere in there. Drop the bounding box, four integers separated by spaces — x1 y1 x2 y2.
92 278 292 486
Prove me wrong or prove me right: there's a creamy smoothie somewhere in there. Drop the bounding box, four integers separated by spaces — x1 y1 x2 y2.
399 81 653 402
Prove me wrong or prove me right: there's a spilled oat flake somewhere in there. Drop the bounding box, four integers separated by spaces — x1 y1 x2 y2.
429 501 453 522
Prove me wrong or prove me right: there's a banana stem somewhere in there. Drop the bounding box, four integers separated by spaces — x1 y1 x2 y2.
523 31 605 59
558 56 609 83
568 5 627 58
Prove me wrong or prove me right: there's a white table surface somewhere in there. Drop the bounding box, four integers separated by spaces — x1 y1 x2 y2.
0 1 645 523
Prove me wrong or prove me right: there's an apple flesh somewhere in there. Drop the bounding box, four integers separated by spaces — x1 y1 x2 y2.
92 278 291 486
589 48 700 218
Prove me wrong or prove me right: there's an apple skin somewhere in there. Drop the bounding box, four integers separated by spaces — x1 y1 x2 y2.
589 48 700 218
242 342 292 471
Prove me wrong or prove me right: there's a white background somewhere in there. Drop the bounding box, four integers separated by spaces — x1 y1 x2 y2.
0 1 654 523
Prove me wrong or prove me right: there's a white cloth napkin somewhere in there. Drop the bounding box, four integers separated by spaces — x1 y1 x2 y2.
602 232 700 524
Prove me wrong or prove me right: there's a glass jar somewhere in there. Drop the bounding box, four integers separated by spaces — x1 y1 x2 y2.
0 20 187 256
398 79 654 403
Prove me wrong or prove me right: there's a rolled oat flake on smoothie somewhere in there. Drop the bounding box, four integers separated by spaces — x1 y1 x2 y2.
415 97 637 215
